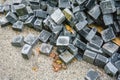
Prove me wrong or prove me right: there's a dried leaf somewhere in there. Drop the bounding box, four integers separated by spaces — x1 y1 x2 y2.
35 47 40 54
65 24 74 34
52 62 62 72
49 52 56 58
56 60 62 64
32 66 38 72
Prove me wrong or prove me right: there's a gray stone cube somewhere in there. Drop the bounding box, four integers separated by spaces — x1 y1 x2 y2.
39 30 51 43
56 36 70 46
0 17 9 27
68 44 78 55
115 60 120 73
117 7 120 15
104 62 118 76
59 50 74 64
26 6 33 15
100 0 116 14
12 21 24 31
76 0 86 5
0 4 4 13
18 15 29 22
51 8 66 24
88 5 101 20
21 44 32 59
102 42 119 56
11 35 24 47
101 27 116 42
75 11 87 22
29 0 40 5
13 0 23 5
85 69 100 80
59 0 71 8
34 18 43 31
94 54 108 68
103 14 113 26
73 38 86 51
83 50 97 64
6 11 18 24
25 15 36 27
39 43 53 56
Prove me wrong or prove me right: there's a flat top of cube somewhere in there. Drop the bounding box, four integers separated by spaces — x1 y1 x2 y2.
22 44 32 54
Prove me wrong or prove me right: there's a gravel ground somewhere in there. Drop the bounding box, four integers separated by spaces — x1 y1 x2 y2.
0 0 115 80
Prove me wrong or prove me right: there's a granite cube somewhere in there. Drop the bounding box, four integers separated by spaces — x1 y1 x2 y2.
102 42 119 56
59 0 71 8
68 44 78 55
75 12 87 22
59 50 74 64
39 30 51 43
85 69 100 80
103 14 113 25
117 7 120 15
51 8 66 24
18 15 29 22
0 17 9 27
101 27 116 42
115 60 120 73
104 62 118 76
12 21 24 31
39 43 53 56
34 18 43 31
94 54 108 68
0 4 4 13
76 0 86 5
13 0 23 5
6 11 18 24
21 44 32 59
26 6 33 15
25 15 36 27
83 50 97 64
11 35 24 47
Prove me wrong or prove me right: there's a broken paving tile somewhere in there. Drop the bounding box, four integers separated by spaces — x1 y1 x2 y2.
59 50 74 64
39 43 53 56
21 44 33 59
11 35 24 47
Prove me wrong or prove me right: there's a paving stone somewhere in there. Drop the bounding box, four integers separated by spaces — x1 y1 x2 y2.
58 0 71 8
110 52 120 64
89 35 103 50
73 38 86 51
85 69 100 80
39 30 51 43
117 74 120 80
29 0 40 5
47 0 58 7
59 50 74 64
50 24 63 34
75 53 83 61
11 5 17 13
76 0 86 5
104 62 118 76
15 4 28 16
12 21 24 31
18 15 29 22
49 33 59 45
0 4 4 13
113 21 120 34
3 4 10 12
30 4 40 10
102 42 119 56
51 8 66 24
85 0 96 10
11 35 24 47
94 54 108 68
21 44 32 59
115 60 120 73
13 0 23 5
101 27 116 42
75 11 87 22
83 50 97 64
0 17 9 27
57 46 67 54
86 27 97 41
6 11 18 24
103 14 113 26
68 44 78 55
26 6 33 15
72 6 80 13
39 43 53 56
34 18 43 31
25 15 36 27
88 5 101 20
40 1 47 10
34 9 48 19
75 20 88 31
24 34 36 46
46 5 57 15
56 36 70 46
100 0 116 14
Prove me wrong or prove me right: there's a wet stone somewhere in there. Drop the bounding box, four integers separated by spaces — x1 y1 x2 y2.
12 21 24 31
21 44 32 59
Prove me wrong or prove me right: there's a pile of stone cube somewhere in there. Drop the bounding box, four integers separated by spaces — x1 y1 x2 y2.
0 0 120 79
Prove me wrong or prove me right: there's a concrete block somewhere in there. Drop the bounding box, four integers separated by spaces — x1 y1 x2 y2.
59 50 74 64
12 21 24 31
6 11 18 24
83 50 97 64
21 44 32 59
56 36 70 46
104 62 118 76
94 54 109 68
101 27 116 42
39 30 51 43
102 42 119 56
51 8 66 24
11 35 24 47
40 43 53 56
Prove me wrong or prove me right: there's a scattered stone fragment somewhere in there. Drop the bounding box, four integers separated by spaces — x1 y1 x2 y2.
101 27 116 42
39 43 53 56
94 54 108 68
85 69 100 80
59 50 74 64
21 44 33 59
102 42 119 56
83 50 97 64
39 30 51 43
104 62 118 76
12 21 24 31
56 36 70 46
51 8 66 24
6 11 18 24
11 35 24 47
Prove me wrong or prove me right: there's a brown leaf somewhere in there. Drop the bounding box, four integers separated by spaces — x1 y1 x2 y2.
49 52 56 58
